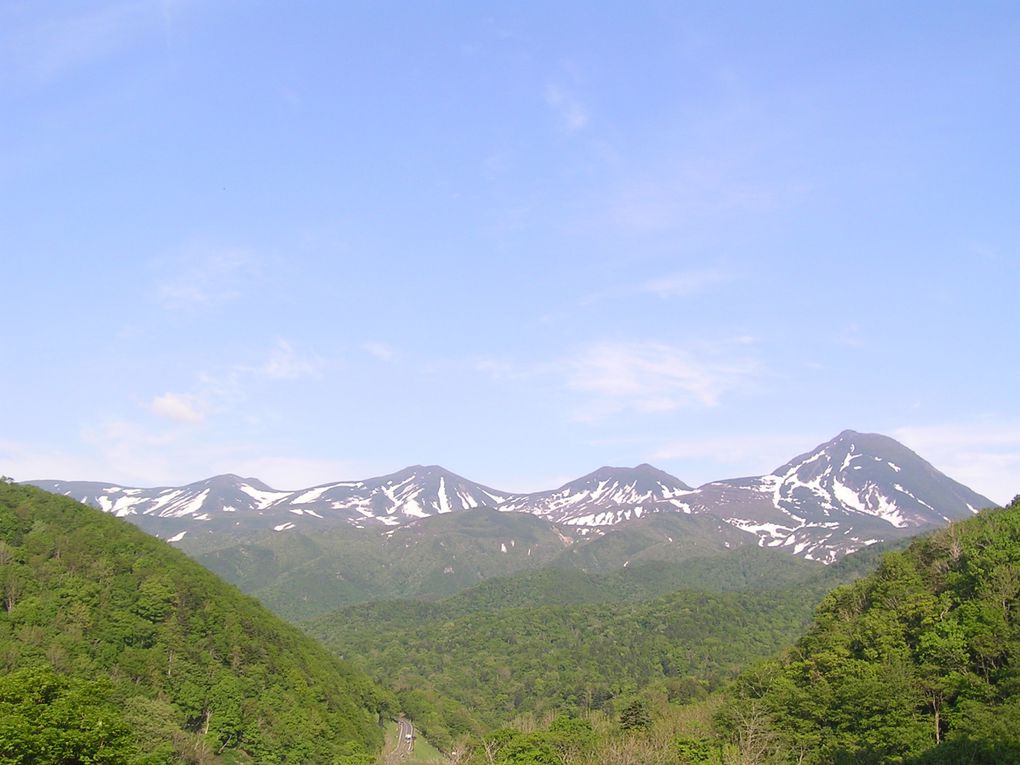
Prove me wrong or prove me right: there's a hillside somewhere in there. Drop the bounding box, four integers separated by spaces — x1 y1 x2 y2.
199 508 571 620
724 496 1020 763
0 482 387 764
304 543 887 751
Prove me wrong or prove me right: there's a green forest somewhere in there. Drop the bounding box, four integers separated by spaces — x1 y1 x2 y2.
303 539 903 750
2 478 1017 764
447 497 1020 764
0 482 388 764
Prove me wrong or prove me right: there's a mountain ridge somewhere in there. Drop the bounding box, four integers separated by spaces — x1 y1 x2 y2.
26 430 996 563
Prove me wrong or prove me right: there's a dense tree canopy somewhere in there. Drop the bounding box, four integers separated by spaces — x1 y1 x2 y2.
723 497 1020 764
0 483 388 763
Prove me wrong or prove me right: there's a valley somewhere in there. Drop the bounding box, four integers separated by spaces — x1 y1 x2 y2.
5 432 1015 763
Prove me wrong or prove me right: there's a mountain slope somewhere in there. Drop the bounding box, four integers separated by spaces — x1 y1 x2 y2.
699 430 995 561
194 508 571 620
725 497 1020 763
0 482 387 763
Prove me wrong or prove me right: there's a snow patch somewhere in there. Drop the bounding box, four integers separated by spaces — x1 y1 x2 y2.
239 484 290 509
291 485 332 504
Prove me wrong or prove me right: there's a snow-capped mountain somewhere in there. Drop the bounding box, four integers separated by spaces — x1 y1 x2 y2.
692 430 994 561
499 464 695 527
284 465 520 527
31 466 522 544
30 474 295 541
27 430 996 562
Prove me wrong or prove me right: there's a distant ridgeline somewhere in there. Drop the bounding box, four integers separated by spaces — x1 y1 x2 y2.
31 430 996 569
0 482 388 764
721 495 1020 764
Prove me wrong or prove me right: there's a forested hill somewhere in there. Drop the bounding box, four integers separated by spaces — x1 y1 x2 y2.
305 544 893 751
724 496 1020 764
0 482 387 764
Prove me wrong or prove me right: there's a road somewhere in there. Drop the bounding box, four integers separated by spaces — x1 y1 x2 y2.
385 717 414 763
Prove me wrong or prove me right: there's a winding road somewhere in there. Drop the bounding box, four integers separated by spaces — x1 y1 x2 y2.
385 717 414 763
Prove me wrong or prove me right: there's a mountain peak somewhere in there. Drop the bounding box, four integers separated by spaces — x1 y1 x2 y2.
199 474 276 491
28 431 996 563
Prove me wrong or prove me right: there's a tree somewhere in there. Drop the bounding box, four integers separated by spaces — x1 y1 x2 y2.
619 699 652 731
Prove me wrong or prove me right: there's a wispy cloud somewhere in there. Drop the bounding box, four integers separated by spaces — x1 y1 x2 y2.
565 340 758 419
641 269 732 298
475 356 530 381
652 433 812 474
580 267 736 306
893 421 1020 505
3 0 190 79
218 456 382 490
150 392 203 423
154 245 258 312
837 323 865 348
585 148 807 237
143 339 321 431
545 84 589 133
261 339 322 380
0 439 104 483
363 341 397 362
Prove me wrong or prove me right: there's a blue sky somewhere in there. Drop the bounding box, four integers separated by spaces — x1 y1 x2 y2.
3 1 1019 502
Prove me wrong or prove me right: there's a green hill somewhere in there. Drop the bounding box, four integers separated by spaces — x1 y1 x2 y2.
195 508 823 622
0 482 387 764
196 509 572 620
724 496 1020 764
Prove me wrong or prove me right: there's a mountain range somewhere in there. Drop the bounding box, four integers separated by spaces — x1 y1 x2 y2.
29 430 994 563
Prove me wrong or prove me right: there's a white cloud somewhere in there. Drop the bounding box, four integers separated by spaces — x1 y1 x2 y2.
893 422 1020 505
216 456 382 491
150 392 203 423
5 1 144 78
154 245 257 312
261 339 322 380
581 267 736 306
652 433 813 474
837 323 865 348
642 269 732 298
545 84 589 133
566 340 758 418
475 357 527 381
2 0 195 79
0 439 105 483
77 418 199 486
363 341 397 362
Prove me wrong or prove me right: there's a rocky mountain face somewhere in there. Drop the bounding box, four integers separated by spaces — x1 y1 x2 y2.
28 430 996 562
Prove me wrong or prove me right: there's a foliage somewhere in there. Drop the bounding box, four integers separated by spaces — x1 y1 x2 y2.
308 584 818 750
722 499 1020 763
0 483 388 763
619 699 652 731
0 666 140 764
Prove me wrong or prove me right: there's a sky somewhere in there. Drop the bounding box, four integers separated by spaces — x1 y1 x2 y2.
2 1 1019 503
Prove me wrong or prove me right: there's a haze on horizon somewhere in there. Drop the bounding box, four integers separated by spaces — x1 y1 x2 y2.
2 2 1018 504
